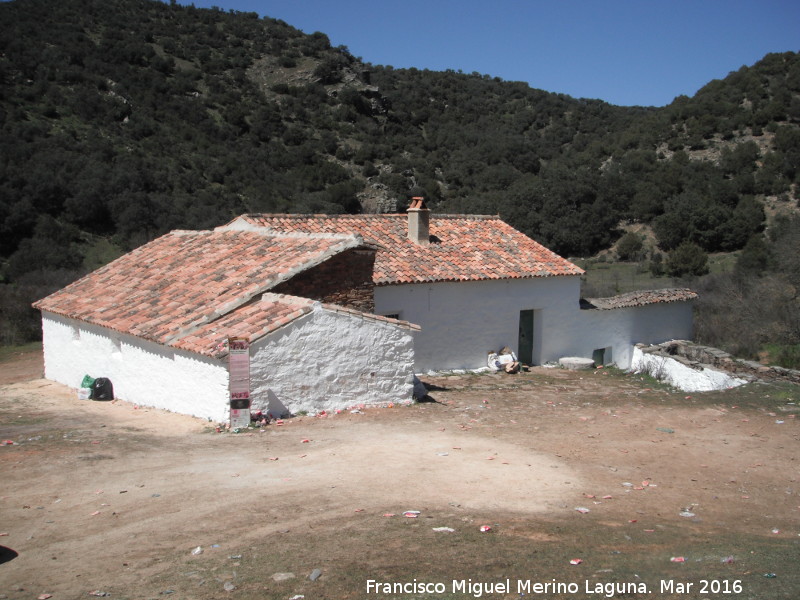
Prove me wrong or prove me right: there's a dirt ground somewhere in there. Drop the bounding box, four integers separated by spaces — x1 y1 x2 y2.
1 347 799 599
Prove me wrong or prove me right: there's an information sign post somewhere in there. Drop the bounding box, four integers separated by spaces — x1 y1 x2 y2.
228 337 251 429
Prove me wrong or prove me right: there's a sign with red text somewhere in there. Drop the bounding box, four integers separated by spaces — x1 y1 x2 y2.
228 337 250 428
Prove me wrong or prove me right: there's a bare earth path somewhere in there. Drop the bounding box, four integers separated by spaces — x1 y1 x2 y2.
1 347 798 599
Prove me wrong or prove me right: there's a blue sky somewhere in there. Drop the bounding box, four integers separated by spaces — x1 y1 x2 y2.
176 0 799 107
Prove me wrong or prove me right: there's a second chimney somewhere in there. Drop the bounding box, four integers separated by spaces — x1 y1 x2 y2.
407 196 430 245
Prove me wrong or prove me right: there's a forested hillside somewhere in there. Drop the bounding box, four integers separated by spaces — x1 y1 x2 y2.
1 0 799 356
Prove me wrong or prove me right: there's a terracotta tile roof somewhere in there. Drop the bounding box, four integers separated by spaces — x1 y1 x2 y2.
223 214 584 284
174 293 316 358
34 229 361 350
581 288 698 310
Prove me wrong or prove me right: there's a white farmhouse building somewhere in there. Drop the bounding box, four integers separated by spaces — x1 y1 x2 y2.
34 203 696 420
224 205 696 373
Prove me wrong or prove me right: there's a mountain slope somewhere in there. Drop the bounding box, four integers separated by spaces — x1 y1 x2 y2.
1 0 798 283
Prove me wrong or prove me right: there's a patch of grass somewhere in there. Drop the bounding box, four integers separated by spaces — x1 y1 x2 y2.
0 411 48 427
763 343 800 370
701 381 799 411
0 341 41 362
80 236 125 272
577 253 737 297
579 260 670 295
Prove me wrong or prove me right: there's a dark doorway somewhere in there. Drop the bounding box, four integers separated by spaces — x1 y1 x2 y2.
592 346 611 367
518 309 534 365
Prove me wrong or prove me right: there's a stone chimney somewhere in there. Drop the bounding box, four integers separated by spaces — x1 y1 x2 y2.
407 196 430 245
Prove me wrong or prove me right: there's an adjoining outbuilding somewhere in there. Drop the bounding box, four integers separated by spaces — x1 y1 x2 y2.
34 228 417 421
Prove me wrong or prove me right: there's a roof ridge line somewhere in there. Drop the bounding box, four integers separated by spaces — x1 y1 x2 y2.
320 302 421 331
235 213 500 220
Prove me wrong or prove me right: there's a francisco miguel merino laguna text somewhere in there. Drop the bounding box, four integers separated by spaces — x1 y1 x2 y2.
366 578 653 597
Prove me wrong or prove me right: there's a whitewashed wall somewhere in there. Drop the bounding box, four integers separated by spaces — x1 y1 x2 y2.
375 278 694 372
42 305 416 421
631 346 746 392
248 303 416 416
570 301 696 369
375 276 582 372
40 312 230 421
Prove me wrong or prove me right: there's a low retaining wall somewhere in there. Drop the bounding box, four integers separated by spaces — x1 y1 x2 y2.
634 340 800 386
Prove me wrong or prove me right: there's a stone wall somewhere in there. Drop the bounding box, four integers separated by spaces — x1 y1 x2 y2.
636 340 800 385
272 248 375 313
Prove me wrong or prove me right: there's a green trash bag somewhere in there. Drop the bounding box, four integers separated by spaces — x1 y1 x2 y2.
81 374 95 388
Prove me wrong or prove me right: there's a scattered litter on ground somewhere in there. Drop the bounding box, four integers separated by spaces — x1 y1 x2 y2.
679 511 696 518
432 527 455 532
191 546 203 555
223 581 236 591
569 559 583 565
575 507 590 514
479 525 492 532
656 427 675 433
403 510 420 518
670 556 686 563
272 573 295 582
309 568 322 581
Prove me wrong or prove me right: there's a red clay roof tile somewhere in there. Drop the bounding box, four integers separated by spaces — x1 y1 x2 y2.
34 229 360 353
224 214 584 283
581 288 699 310
35 213 584 358
174 293 316 357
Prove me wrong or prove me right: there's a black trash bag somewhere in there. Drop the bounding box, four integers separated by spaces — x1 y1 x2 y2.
91 377 114 401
